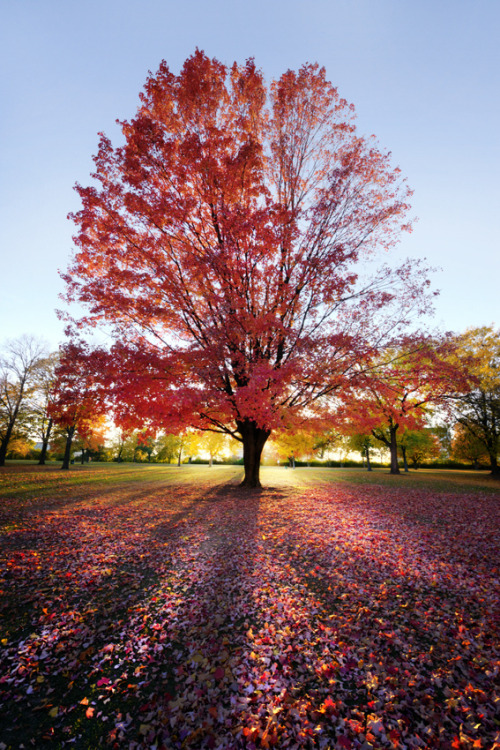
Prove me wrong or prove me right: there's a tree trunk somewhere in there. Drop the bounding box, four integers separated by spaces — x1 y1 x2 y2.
401 445 409 473
389 424 400 475
372 425 400 475
0 380 25 466
238 419 270 488
61 425 76 470
365 445 372 472
0 424 14 466
38 418 52 465
489 453 500 478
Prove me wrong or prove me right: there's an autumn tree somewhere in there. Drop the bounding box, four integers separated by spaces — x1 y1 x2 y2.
29 352 59 465
173 430 202 466
346 432 374 471
451 423 490 469
109 430 141 462
49 342 106 470
73 415 108 463
63 50 437 487
200 431 233 466
312 429 341 461
450 326 500 476
0 336 48 466
153 433 178 463
398 428 440 470
269 429 318 465
339 337 463 474
5 436 35 459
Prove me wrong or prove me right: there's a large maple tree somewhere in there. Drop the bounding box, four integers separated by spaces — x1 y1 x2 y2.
63 50 434 486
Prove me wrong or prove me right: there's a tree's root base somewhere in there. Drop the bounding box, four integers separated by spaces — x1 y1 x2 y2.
239 480 262 489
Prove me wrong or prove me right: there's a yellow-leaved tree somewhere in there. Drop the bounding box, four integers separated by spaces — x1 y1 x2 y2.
451 326 500 477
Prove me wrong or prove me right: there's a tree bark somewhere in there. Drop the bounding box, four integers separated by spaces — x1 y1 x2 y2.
238 419 270 488
389 424 400 474
401 445 409 473
38 417 53 465
365 445 372 472
0 372 29 466
372 424 400 475
0 422 15 466
61 425 76 470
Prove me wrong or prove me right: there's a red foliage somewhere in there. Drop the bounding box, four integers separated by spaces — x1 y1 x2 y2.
49 342 107 467
338 335 467 473
50 343 105 428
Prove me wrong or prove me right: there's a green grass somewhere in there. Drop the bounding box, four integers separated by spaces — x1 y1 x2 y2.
2 461 498 497
289 465 500 494
0 463 243 501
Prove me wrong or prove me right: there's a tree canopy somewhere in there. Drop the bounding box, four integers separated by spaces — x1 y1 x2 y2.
0 336 48 466
336 337 464 474
450 326 500 476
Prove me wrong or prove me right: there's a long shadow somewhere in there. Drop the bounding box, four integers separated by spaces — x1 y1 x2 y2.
143 482 264 748
0 472 244 747
129 482 355 748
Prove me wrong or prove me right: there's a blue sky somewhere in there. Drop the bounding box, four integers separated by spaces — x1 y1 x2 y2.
1 0 499 350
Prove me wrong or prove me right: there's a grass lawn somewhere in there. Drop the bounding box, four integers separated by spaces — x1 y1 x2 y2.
0 464 498 749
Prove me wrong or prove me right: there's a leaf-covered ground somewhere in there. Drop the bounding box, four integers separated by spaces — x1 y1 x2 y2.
0 465 498 749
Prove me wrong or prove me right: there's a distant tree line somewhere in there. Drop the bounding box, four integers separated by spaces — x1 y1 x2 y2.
1 326 498 475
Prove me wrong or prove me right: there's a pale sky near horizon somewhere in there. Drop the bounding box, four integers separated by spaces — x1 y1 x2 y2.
1 0 499 351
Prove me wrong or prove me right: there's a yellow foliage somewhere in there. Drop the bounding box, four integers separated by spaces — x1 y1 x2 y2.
456 325 500 391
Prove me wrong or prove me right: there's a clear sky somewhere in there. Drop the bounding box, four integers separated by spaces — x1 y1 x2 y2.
1 0 499 351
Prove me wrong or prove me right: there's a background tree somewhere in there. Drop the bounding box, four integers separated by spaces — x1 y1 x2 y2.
451 423 490 468
29 352 59 465
398 427 440 470
49 342 106 470
73 415 108 463
312 429 341 461
431 424 453 462
134 433 155 462
108 430 143 462
63 51 436 486
346 432 374 471
0 336 48 466
450 326 500 476
174 431 202 466
5 436 35 460
153 433 178 463
339 336 463 474
269 429 319 465
200 431 232 466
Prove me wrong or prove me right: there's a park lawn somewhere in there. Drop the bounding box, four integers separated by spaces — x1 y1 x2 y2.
0 466 498 749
